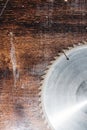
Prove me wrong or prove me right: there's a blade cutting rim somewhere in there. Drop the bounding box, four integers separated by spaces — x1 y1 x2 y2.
40 43 87 130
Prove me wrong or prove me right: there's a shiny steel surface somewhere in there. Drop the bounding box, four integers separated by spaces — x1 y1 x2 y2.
41 45 87 130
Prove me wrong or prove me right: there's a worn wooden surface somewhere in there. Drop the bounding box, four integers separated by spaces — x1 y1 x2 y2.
0 0 87 130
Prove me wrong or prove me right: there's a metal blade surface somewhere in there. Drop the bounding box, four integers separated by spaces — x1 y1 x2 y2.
42 45 87 130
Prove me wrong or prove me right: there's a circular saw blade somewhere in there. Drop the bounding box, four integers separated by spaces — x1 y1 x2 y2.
40 43 87 130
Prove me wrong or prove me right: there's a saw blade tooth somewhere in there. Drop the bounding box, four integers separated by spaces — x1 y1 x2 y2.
45 67 49 71
44 70 48 74
45 68 49 73
38 86 42 90
38 91 41 96
47 65 52 69
59 52 63 56
68 46 73 50
39 98 41 102
54 56 58 60
41 82 44 87
40 78 46 87
44 119 48 125
62 49 67 53
41 75 45 80
42 75 45 79
40 109 43 114
39 103 42 108
83 41 87 44
63 47 69 50
42 72 46 76
50 60 55 64
78 42 83 46
73 44 78 47
62 48 68 53
41 80 44 84
42 114 45 119
47 124 50 129
44 70 47 74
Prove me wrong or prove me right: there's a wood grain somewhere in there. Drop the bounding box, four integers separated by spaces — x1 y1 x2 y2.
0 0 87 130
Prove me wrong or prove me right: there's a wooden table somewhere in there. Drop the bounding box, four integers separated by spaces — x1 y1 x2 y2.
0 0 87 130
